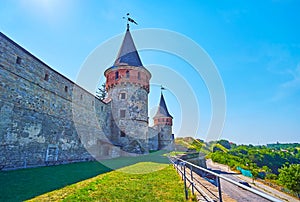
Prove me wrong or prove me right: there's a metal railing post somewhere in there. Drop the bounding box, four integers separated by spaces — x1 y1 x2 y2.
216 176 223 202
169 156 282 202
183 163 188 200
190 164 194 195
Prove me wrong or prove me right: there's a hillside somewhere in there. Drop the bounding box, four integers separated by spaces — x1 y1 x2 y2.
27 162 191 201
174 137 227 154
174 137 300 198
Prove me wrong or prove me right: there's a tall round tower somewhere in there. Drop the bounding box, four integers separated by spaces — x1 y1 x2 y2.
153 92 174 150
104 26 151 154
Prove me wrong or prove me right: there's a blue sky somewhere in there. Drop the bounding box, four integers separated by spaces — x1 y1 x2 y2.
1 0 299 144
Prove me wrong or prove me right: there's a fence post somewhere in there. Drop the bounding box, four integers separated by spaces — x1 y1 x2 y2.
216 176 223 202
183 163 188 200
190 164 194 195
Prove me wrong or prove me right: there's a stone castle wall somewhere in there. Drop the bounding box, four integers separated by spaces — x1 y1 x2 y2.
152 124 174 150
148 127 159 151
0 32 112 170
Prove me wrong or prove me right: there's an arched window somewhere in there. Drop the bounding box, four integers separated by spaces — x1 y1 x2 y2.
126 70 130 78
115 71 119 80
137 72 141 80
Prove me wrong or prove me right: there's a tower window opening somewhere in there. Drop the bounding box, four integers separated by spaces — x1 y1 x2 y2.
16 56 22 64
120 109 125 118
115 71 119 80
120 92 126 99
126 70 130 78
92 100 94 106
80 94 83 100
120 131 126 137
44 73 49 81
137 72 141 80
64 86 68 92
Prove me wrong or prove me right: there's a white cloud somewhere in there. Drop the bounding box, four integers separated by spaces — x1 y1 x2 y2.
272 63 300 101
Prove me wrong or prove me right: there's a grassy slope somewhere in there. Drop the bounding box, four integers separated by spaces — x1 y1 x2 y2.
0 161 111 201
0 151 190 201
28 162 189 202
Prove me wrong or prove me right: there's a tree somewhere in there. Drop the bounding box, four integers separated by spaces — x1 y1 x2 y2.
96 83 107 100
218 139 231 149
251 169 259 183
278 164 300 198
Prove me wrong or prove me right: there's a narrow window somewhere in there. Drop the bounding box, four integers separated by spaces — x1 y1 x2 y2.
101 106 104 111
16 56 22 64
137 72 141 80
92 101 94 106
80 94 83 100
120 92 126 99
115 71 119 80
120 131 126 137
120 109 125 118
126 70 130 78
44 73 49 81
64 86 68 92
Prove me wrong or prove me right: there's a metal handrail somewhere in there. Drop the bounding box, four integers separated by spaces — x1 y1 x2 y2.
170 156 283 202
170 157 214 201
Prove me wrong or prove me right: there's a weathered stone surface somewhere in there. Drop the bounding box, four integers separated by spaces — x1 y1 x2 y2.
0 33 111 170
0 30 174 170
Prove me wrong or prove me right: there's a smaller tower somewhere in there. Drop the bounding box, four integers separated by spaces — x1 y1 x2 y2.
153 92 174 150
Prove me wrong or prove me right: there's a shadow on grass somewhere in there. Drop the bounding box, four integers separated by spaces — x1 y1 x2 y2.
0 150 169 201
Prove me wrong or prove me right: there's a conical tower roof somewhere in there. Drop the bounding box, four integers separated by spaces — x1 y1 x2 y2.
113 28 143 67
154 93 173 118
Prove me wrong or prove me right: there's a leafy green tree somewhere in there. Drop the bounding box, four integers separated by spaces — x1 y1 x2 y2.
218 139 231 149
212 146 222 153
266 173 277 180
278 164 300 198
96 83 107 100
251 169 259 183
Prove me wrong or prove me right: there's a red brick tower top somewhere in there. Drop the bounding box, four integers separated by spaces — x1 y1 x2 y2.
104 27 151 93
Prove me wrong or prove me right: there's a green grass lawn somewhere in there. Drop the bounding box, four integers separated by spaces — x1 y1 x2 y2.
0 161 111 201
0 150 193 201
27 162 190 202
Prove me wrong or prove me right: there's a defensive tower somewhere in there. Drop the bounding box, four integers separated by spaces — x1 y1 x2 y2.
104 25 151 154
153 92 174 149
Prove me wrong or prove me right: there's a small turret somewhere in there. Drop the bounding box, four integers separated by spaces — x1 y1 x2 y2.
153 93 173 126
153 92 174 150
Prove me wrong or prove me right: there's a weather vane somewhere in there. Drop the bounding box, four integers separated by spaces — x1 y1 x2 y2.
123 13 138 30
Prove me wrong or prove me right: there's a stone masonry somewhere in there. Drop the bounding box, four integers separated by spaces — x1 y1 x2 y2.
0 26 174 170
